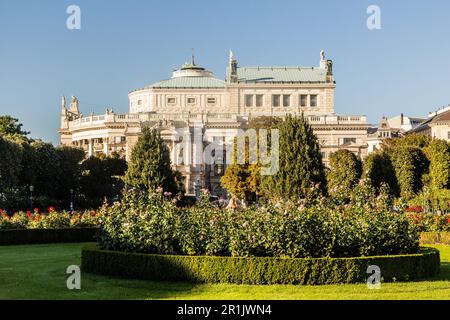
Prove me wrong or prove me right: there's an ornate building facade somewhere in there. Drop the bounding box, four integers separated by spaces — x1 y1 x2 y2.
59 51 369 194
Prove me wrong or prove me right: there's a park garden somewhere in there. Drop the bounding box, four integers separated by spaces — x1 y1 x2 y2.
1 114 450 299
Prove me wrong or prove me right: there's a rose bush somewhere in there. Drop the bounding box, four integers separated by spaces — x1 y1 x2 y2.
0 208 102 230
97 186 420 258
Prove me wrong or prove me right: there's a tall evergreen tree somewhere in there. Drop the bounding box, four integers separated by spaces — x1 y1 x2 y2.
362 151 398 195
388 146 428 199
425 139 450 190
327 149 362 192
124 127 181 194
261 114 326 201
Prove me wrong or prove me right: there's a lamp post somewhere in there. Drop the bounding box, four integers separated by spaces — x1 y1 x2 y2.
70 189 74 212
29 185 34 211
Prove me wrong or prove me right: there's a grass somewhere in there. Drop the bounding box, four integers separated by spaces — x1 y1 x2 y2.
1 243 450 300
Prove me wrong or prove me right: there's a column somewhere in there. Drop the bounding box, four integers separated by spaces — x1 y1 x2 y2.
103 137 109 157
88 139 93 157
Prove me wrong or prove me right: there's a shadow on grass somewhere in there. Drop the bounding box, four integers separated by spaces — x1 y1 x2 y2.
418 262 450 282
79 272 201 300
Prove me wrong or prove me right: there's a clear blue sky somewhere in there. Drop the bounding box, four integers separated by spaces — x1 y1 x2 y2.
1 0 449 144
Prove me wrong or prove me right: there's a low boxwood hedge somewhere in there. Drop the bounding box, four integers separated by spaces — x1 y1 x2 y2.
420 232 450 245
0 228 99 245
81 245 440 285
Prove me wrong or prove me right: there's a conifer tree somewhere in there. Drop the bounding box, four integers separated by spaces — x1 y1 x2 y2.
261 114 326 201
124 127 181 194
327 149 362 192
425 139 450 190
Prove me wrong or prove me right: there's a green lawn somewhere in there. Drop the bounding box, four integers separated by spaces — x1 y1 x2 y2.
1 243 450 300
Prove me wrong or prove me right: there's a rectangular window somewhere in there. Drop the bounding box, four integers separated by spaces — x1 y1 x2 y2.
272 95 280 107
255 94 263 107
310 95 318 107
137 100 142 106
343 138 357 145
300 94 307 107
187 98 196 104
207 97 216 104
321 152 326 159
283 95 290 107
167 97 176 104
245 94 253 107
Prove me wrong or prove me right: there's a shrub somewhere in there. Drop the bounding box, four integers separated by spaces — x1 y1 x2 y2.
123 127 181 194
406 212 450 232
98 191 420 258
409 187 450 214
97 189 180 254
388 147 428 199
424 139 450 190
261 114 326 201
327 149 362 192
420 232 450 245
81 245 440 285
0 209 102 230
362 152 398 195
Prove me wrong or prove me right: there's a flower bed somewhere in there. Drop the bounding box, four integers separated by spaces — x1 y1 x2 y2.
81 245 440 285
405 211 450 232
420 232 450 245
0 208 101 230
97 190 420 259
0 208 101 245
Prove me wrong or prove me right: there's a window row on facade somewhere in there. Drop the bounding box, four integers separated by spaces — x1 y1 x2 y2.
166 96 218 106
244 94 318 108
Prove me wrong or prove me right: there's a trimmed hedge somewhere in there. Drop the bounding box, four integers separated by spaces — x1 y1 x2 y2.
81 245 440 285
420 232 450 245
0 228 99 245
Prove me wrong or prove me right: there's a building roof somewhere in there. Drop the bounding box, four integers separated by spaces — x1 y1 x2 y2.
146 77 226 89
431 109 450 123
406 117 433 134
407 108 450 134
227 66 328 83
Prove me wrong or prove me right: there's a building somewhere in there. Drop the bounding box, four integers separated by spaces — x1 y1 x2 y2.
387 114 425 133
59 51 369 195
407 105 450 141
367 117 401 154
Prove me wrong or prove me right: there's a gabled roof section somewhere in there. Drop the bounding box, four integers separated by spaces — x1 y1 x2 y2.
226 66 328 84
431 109 450 123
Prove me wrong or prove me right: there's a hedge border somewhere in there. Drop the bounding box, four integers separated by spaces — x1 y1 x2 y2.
81 245 440 285
420 232 450 245
0 228 99 245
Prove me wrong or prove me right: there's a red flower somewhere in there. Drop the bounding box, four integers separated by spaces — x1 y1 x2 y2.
34 208 39 213
26 211 31 217
405 206 422 213
47 206 55 213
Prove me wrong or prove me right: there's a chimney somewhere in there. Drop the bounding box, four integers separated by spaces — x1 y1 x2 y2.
400 113 404 125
